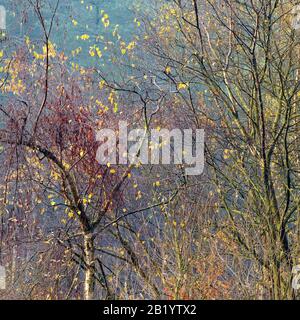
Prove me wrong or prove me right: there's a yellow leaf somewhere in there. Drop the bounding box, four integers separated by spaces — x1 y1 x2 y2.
101 13 110 28
223 149 231 160
68 211 74 219
165 66 171 74
178 83 188 90
80 34 90 40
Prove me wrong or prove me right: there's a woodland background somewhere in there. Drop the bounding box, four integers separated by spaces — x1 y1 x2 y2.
0 0 300 300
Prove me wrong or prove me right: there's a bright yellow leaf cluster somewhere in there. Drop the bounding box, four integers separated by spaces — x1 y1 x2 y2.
101 12 110 28
80 34 90 41
89 45 102 58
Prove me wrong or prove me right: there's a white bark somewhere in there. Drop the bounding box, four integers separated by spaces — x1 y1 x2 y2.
84 233 95 300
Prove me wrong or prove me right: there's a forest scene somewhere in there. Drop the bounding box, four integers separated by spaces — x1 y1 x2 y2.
1 0 300 301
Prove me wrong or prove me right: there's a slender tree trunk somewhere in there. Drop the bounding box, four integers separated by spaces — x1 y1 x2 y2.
272 262 281 300
84 232 95 300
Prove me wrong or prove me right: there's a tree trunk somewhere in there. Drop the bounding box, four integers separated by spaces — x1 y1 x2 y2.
84 232 95 300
